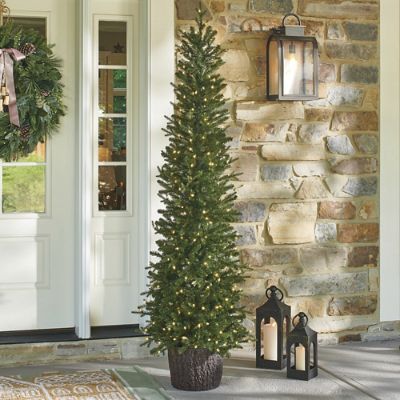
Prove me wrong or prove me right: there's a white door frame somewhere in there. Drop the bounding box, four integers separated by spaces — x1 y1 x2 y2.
380 0 400 322
76 0 175 337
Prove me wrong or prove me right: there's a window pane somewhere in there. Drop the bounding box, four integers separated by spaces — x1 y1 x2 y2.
16 143 46 163
10 17 46 38
2 166 45 213
99 21 127 66
99 69 127 114
99 118 127 162
98 166 126 211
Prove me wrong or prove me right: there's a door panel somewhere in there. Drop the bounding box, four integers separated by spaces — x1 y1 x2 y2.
0 0 76 331
90 0 140 327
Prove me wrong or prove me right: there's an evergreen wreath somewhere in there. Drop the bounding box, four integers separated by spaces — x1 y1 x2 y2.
0 22 65 161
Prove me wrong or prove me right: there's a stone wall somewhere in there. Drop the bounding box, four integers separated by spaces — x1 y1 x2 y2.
175 0 379 343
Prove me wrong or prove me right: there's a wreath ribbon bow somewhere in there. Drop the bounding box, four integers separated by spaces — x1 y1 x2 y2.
0 48 26 127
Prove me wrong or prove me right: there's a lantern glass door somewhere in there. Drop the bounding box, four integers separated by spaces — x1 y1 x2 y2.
268 39 279 96
282 40 315 97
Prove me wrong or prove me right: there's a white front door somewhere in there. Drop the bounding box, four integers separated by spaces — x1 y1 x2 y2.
90 0 140 326
0 0 76 331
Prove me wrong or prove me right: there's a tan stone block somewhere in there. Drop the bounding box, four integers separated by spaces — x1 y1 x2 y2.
230 152 258 181
318 201 356 220
236 102 304 121
286 298 327 318
210 0 225 12
305 108 333 122
220 49 251 82
226 16 279 33
369 268 379 292
331 158 378 175
331 111 378 131
293 161 329 177
241 248 298 267
223 82 250 100
338 223 379 243
244 38 265 53
298 0 379 20
363 88 379 109
298 123 330 144
242 123 289 142
268 202 317 244
236 182 294 199
176 0 212 20
359 200 378 220
261 144 326 161
228 1 248 12
303 19 325 41
324 175 349 197
296 177 330 199
328 295 377 316
319 63 336 82
300 246 347 271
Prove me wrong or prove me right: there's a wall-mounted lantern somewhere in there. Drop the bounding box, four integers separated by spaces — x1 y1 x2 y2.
266 13 319 101
256 286 291 370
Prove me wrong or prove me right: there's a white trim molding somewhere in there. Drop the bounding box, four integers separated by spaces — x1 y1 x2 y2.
380 0 400 321
76 0 93 338
137 0 150 325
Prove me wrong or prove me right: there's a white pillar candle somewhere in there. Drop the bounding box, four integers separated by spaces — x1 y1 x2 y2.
295 344 306 371
263 322 278 361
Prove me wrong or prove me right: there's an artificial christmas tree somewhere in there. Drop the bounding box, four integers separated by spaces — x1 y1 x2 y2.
140 9 248 391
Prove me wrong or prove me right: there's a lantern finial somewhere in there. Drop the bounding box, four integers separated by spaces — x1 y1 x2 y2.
293 312 309 328
266 285 284 301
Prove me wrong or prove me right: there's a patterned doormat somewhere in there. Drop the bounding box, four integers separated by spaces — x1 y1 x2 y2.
0 368 173 400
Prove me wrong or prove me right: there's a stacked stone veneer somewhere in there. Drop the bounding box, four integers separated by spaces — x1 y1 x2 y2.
176 0 379 343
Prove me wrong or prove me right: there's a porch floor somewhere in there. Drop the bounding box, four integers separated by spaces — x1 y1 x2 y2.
0 340 397 400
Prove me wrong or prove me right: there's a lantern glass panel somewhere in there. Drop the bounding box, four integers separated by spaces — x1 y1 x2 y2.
262 317 278 361
282 40 315 97
268 39 279 96
310 342 315 367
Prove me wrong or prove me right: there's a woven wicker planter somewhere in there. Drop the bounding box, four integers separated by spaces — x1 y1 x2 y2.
168 348 223 391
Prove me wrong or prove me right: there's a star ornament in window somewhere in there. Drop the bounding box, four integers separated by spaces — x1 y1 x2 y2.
114 42 124 53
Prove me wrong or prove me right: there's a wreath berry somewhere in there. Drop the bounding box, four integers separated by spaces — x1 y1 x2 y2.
0 22 65 161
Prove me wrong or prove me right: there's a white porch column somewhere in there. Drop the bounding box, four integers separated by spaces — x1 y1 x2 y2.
76 0 93 338
380 0 400 321
148 0 175 279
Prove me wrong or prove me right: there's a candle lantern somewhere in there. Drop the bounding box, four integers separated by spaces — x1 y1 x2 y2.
266 13 319 101
287 312 318 381
256 286 291 370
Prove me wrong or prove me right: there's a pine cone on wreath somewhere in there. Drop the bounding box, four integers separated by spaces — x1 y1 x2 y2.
19 42 36 56
36 96 45 108
20 124 30 142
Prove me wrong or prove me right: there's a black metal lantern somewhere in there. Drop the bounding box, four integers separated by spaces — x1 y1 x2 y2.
266 13 319 101
256 286 291 370
287 312 318 381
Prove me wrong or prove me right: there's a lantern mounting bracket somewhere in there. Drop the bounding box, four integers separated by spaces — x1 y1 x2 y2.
272 13 305 36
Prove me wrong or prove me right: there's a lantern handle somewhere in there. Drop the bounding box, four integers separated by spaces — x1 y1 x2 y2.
281 13 302 27
292 312 309 327
266 286 284 301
